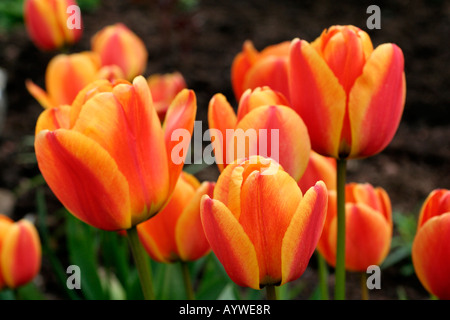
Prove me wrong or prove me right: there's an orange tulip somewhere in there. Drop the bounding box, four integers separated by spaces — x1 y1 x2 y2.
298 151 336 193
34 76 197 231
91 23 148 81
232 40 290 101
289 25 406 159
317 183 392 271
201 156 327 289
208 86 310 182
26 52 103 109
137 172 214 263
147 72 187 121
24 0 82 51
0 216 41 289
412 189 450 299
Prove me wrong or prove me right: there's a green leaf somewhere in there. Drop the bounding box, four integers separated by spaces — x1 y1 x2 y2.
217 284 237 300
16 282 46 300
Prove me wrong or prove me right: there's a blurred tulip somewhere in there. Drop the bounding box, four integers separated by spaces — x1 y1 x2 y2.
137 172 214 263
232 40 290 101
147 72 187 121
289 25 406 159
412 189 450 299
0 216 41 289
24 0 82 51
26 52 101 109
298 151 336 193
317 183 392 271
208 86 310 182
201 156 327 289
34 76 197 231
91 23 148 81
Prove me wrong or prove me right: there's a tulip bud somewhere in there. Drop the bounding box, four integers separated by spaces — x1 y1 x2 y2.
91 23 148 81
24 0 82 51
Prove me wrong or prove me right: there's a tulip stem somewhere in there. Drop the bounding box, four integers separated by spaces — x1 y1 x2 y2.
265 285 277 300
317 251 329 300
127 226 155 300
334 158 347 300
180 261 195 300
361 272 369 300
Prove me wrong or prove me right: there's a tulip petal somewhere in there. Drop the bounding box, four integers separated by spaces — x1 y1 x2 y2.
316 190 337 266
201 196 260 289
348 43 406 158
35 129 131 231
418 189 450 229
297 151 336 193
1 220 41 288
412 213 450 300
25 80 55 109
231 40 259 100
289 38 346 158
233 105 310 181
240 169 303 285
176 181 215 261
163 89 197 192
35 105 71 134
0 216 13 289
281 181 327 285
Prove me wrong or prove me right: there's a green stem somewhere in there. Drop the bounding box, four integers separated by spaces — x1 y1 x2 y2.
265 285 277 300
180 262 195 300
126 226 155 300
334 159 347 300
317 251 329 300
361 272 369 300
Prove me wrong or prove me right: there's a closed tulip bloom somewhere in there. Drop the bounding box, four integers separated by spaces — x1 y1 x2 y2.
0 217 41 289
137 173 214 263
34 76 197 231
201 156 327 289
289 25 406 159
208 87 310 182
24 0 82 51
232 40 290 101
297 151 336 193
92 23 148 81
317 183 392 271
147 72 187 121
412 189 450 299
26 52 101 109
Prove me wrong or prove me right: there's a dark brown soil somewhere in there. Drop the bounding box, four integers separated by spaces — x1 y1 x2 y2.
0 0 448 300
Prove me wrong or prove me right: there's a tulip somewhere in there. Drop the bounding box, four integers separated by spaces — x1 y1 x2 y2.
232 40 290 101
289 25 406 159
34 76 197 231
26 52 101 109
317 183 392 271
24 0 82 51
298 151 336 193
201 156 327 294
412 189 450 300
0 216 41 289
208 86 310 182
137 172 214 263
91 23 148 81
147 72 187 121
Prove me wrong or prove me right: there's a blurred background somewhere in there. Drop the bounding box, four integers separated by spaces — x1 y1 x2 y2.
0 0 448 300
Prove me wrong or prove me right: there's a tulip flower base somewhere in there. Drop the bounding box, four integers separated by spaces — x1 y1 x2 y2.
0 0 449 301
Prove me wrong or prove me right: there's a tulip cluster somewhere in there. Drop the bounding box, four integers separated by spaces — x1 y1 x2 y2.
0 215 41 290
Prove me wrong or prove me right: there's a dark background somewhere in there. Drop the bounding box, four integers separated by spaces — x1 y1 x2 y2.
0 0 448 299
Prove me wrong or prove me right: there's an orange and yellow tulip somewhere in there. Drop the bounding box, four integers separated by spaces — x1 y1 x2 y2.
137 173 214 263
0 216 41 289
232 40 290 101
26 52 104 109
208 86 310 182
297 151 336 194
412 189 450 299
91 23 148 81
317 183 392 271
147 72 187 121
201 156 327 289
24 0 82 51
289 25 406 159
34 76 197 231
